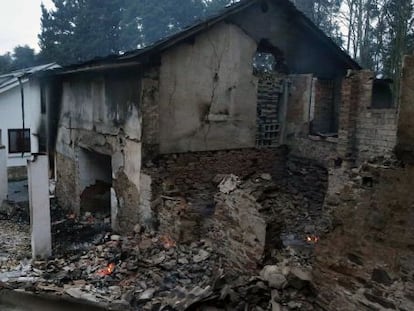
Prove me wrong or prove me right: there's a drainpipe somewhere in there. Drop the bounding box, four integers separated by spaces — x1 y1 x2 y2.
18 76 25 158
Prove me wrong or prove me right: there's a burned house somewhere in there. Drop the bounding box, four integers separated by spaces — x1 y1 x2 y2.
45 0 398 236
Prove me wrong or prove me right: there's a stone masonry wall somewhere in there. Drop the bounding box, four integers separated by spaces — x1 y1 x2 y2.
338 70 397 163
142 147 328 275
355 109 397 161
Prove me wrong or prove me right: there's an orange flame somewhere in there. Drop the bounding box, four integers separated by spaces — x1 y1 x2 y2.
306 235 319 244
97 263 116 276
159 235 176 249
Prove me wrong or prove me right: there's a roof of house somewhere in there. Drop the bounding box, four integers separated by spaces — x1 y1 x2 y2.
53 0 360 75
0 63 60 95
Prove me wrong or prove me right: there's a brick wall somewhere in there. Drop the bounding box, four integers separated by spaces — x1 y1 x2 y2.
338 70 397 162
355 109 397 161
256 73 285 147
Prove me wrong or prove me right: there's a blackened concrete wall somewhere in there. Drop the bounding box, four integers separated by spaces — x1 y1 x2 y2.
55 70 152 232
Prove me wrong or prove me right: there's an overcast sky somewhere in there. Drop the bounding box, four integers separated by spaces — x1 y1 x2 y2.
0 0 54 54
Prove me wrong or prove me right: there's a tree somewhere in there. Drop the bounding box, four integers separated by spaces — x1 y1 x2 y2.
39 0 127 65
0 53 13 74
39 0 234 64
11 45 37 70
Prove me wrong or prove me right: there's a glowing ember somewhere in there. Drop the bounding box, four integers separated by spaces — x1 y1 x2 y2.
97 263 116 276
159 235 176 249
306 235 319 244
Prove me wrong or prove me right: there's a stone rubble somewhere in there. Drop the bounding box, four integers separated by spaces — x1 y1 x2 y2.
0 163 327 310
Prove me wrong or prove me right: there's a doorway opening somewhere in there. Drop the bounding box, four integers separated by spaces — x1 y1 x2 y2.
78 148 112 220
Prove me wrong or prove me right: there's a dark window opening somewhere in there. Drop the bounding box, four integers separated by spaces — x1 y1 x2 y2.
40 84 46 114
8 129 31 154
371 79 393 109
254 52 277 73
253 39 288 74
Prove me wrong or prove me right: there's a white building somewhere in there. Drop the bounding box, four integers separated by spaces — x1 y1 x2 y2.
0 63 59 176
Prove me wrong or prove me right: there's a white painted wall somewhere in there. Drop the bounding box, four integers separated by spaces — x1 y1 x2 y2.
0 79 41 167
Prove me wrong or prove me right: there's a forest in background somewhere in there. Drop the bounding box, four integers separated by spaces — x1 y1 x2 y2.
0 0 413 86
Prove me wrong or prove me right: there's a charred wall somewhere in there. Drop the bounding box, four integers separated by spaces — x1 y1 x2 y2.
229 1 352 77
55 69 151 232
338 70 397 162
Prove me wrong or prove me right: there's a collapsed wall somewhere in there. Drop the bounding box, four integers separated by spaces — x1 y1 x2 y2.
142 147 328 274
54 71 152 233
312 54 414 310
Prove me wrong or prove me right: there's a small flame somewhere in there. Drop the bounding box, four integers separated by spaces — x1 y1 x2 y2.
159 235 176 249
97 263 116 276
306 235 319 244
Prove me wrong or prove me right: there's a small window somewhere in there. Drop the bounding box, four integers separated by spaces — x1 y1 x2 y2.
253 52 277 73
40 85 46 114
8 129 31 154
371 79 393 109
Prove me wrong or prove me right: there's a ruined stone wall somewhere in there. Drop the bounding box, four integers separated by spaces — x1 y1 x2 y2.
338 70 397 162
141 147 329 274
158 22 258 153
355 109 397 160
55 70 151 232
396 54 414 162
285 74 338 163
142 148 287 240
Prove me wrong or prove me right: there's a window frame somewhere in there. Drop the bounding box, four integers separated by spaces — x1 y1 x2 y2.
8 128 31 154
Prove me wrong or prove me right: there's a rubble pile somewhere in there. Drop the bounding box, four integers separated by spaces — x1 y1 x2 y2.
313 156 414 310
1 152 331 310
0 220 30 272
0 220 319 310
